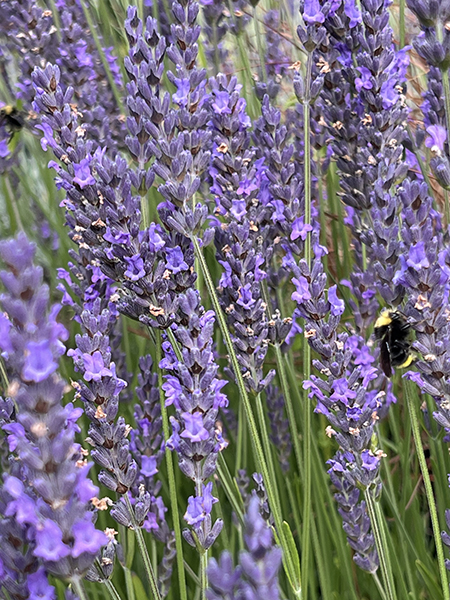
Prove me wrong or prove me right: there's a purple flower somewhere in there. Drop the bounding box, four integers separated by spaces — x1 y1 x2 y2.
303 0 325 24
0 313 13 353
291 217 313 241
292 276 312 303
212 91 232 114
163 375 184 410
148 223 165 252
407 242 430 270
355 66 373 92
162 290 226 548
0 139 8 158
230 199 247 220
425 124 446 153
104 227 131 245
27 568 56 600
360 450 379 472
73 158 96 188
208 495 282 598
165 247 189 273
71 521 109 558
328 285 345 316
237 284 256 309
344 0 362 27
124 254 146 281
34 520 71 561
140 455 158 477
184 482 218 526
173 78 191 106
0 235 108 585
330 378 356 406
181 412 210 442
82 350 113 382
22 340 58 382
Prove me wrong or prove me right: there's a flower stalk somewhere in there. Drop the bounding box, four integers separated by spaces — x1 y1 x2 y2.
191 236 301 596
156 329 188 600
404 378 449 600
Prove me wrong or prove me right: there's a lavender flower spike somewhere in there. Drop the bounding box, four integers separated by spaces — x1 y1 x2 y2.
163 289 228 549
207 495 282 599
0 233 108 585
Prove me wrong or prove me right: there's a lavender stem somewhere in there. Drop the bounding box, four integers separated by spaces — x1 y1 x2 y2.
191 236 301 596
70 577 90 600
104 580 124 600
96 562 124 600
118 523 136 600
124 494 162 600
301 48 314 600
399 0 405 47
254 391 282 512
275 345 302 474
123 564 135 600
404 378 449 600
236 400 245 473
373 572 390 600
156 329 188 600
217 455 245 523
201 551 208 600
254 5 268 83
259 281 303 481
364 489 397 600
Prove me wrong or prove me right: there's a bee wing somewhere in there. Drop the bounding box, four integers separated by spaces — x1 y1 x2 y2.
379 339 393 377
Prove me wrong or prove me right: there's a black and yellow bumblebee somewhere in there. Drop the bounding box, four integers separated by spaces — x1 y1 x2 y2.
374 309 413 377
0 105 25 140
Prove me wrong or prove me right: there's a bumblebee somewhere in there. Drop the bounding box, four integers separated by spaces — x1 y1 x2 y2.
374 309 413 377
0 105 25 139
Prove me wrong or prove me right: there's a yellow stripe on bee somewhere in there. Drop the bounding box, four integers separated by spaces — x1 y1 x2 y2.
398 355 414 369
374 309 393 329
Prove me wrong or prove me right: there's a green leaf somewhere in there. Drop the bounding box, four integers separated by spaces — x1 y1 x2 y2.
274 521 302 595
132 573 149 600
415 560 444 600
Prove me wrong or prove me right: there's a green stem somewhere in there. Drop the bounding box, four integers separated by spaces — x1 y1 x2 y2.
253 6 267 83
364 488 397 600
274 345 302 483
156 330 188 600
123 567 135 600
373 572 390 600
201 551 208 600
285 358 359 600
301 50 314 600
141 191 150 230
217 454 245 522
3 174 23 233
254 391 282 514
70 577 90 600
0 358 10 394
102 575 125 600
404 378 450 600
399 0 405 47
191 236 301 596
137 0 144 22
125 495 162 600
236 399 245 473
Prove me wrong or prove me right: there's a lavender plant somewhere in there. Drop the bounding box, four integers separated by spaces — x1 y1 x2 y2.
3 1 450 599
0 233 108 599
